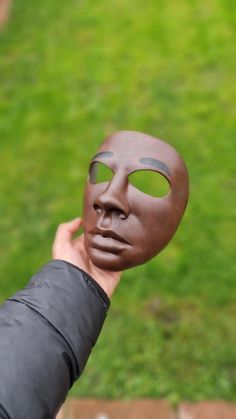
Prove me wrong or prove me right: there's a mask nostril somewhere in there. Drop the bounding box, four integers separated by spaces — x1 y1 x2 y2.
108 208 127 220
94 204 102 215
93 203 127 220
119 212 127 220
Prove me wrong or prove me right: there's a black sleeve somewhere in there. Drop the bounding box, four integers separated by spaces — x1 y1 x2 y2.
0 260 110 419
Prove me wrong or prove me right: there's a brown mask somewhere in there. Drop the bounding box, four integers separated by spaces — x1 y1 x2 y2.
83 130 189 271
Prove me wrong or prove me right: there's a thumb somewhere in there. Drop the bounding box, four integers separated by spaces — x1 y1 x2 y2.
53 218 83 248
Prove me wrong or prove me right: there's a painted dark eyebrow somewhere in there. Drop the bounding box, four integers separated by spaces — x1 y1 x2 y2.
92 151 113 160
139 157 171 177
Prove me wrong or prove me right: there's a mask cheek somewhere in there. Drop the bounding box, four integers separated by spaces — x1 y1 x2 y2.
135 208 175 259
84 184 105 213
83 199 96 236
83 183 97 211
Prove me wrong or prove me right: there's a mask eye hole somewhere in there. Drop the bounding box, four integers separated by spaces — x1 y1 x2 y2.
128 170 170 197
89 161 114 184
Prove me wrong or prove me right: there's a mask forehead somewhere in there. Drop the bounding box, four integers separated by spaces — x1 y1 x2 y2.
94 131 188 189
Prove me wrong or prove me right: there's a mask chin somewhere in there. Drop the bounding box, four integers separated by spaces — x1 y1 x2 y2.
88 247 127 271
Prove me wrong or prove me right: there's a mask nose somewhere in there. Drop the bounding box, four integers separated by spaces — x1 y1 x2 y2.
93 174 130 220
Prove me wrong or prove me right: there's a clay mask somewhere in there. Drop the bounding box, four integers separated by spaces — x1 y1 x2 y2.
83 130 189 271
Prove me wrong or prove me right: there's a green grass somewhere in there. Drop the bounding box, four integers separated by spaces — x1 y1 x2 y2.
0 0 236 404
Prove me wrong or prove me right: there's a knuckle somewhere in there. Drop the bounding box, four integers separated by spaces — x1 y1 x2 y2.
57 222 66 231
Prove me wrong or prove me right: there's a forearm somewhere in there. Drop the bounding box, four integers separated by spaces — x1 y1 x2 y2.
0 260 110 419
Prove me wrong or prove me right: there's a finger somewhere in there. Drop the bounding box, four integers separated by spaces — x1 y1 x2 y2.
73 235 87 256
54 218 83 245
73 234 84 247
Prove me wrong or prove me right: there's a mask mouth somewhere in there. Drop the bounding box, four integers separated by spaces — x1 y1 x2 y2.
89 226 131 245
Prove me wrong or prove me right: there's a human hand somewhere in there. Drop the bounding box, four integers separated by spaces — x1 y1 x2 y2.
52 218 121 297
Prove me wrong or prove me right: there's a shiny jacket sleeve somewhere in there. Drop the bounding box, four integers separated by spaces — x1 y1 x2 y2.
0 260 110 419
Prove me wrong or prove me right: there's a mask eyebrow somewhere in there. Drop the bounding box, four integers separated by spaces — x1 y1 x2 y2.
92 151 113 160
139 157 171 177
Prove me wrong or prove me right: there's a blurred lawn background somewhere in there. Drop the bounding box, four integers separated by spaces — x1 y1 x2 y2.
0 0 236 404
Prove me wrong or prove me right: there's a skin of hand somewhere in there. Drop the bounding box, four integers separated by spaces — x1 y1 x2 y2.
52 218 121 298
